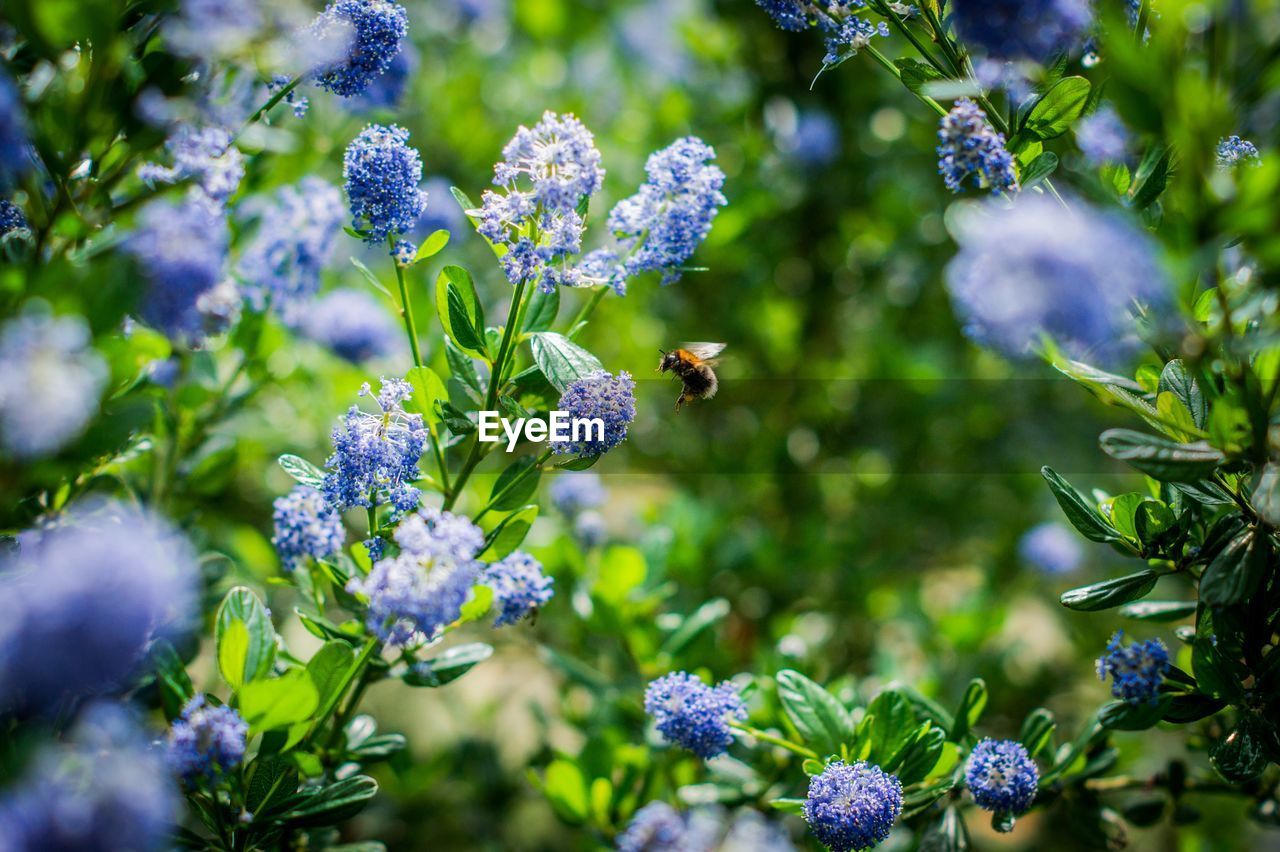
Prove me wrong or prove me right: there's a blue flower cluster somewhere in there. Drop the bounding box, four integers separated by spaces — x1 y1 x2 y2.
0 502 197 714
166 695 249 783
549 472 607 516
802 760 903 852
1216 135 1261 168
1096 631 1169 705
272 485 347 570
126 196 231 340
237 177 346 326
164 0 264 62
0 199 28 236
936 99 1018 194
137 124 245 206
392 238 417 267
0 703 177 851
965 739 1039 818
344 124 429 243
310 0 409 98
0 70 30 180
477 111 604 291
754 2 890 66
616 803 795 852
346 507 483 645
303 289 403 363
0 310 106 459
644 671 746 759
1076 107 1130 165
583 137 727 293
348 40 419 112
1019 522 1083 575
944 195 1170 363
552 371 636 457
950 0 1093 63
484 551 554 626
323 378 428 513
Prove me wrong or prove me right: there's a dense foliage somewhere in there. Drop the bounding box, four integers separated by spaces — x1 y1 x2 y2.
0 0 1278 850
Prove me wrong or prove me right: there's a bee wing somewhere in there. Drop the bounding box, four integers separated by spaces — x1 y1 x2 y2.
682 342 727 360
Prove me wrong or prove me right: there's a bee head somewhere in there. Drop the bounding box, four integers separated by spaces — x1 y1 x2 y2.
657 349 678 373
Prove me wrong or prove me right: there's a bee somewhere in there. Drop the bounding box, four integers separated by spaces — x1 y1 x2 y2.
658 342 727 412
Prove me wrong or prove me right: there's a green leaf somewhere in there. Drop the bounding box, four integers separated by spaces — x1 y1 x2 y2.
404 366 448 428
895 725 946 785
1041 467 1123 543
1200 529 1268 606
1159 360 1207 429
1020 708 1056 758
919 806 969 852
435 266 487 356
556 454 601 471
402 643 494 687
489 455 541 511
1251 464 1280 528
444 339 484 401
949 678 987 742
457 585 493 624
1117 600 1197 621
894 57 944 95
216 587 277 690
1020 151 1059 189
239 671 320 732
1130 146 1171 210
1060 570 1160 611
1099 429 1223 482
278 776 378 827
542 759 589 824
525 286 560 333
769 798 806 815
349 732 408 761
306 641 357 713
349 257 391 298
149 639 194 721
1024 76 1091 139
595 545 647 607
1211 718 1269 783
415 229 450 262
482 505 538 560
244 755 299 817
776 670 853 755
1192 638 1244 703
659 598 730 658
528 332 604 394
278 454 325 488
867 688 917 764
1099 697 1172 731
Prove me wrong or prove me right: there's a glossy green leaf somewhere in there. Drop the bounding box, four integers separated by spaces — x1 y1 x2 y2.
525 285 560 333
528 332 604 394
777 669 854 755
1099 429 1223 482
1117 600 1196 621
404 365 448 428
489 455 542 511
1200 529 1268 606
1020 708 1056 758
1060 570 1160 611
278 776 378 827
1041 467 1123 543
415 229 450 262
306 641 356 712
1020 151 1059 188
216 587 277 689
1024 76 1091 138
239 671 320 732
481 505 538 560
435 266 487 356
278 454 325 489
402 642 494 687
542 759 589 824
948 678 987 742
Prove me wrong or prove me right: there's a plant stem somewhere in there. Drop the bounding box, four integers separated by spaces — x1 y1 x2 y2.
866 46 948 117
235 75 302 141
728 721 819 759
568 286 609 338
872 1 949 75
312 636 380 749
443 276 532 511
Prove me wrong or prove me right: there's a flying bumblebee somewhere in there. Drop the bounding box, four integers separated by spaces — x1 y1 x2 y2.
658 342 726 412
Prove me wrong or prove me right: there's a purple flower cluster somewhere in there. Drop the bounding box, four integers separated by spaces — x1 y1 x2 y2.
0 199 28 236
753 2 889 66
1019 522 1083 575
936 99 1018 194
323 379 428 513
950 0 1093 63
138 124 245 205
0 70 31 180
483 551 554 626
0 502 197 715
272 485 346 570
802 760 903 852
310 0 410 98
237 177 346 325
616 803 794 852
126 196 231 341
303 289 403 363
166 695 249 782
347 40 420 112
552 371 636 457
583 137 727 293
644 671 746 759
1096 631 1169 705
476 112 604 291
965 739 1039 818
1076 107 1130 165
0 310 106 459
344 124 429 243
346 507 484 645
1216 135 1261 169
0 703 178 851
944 194 1170 364
549 472 607 517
